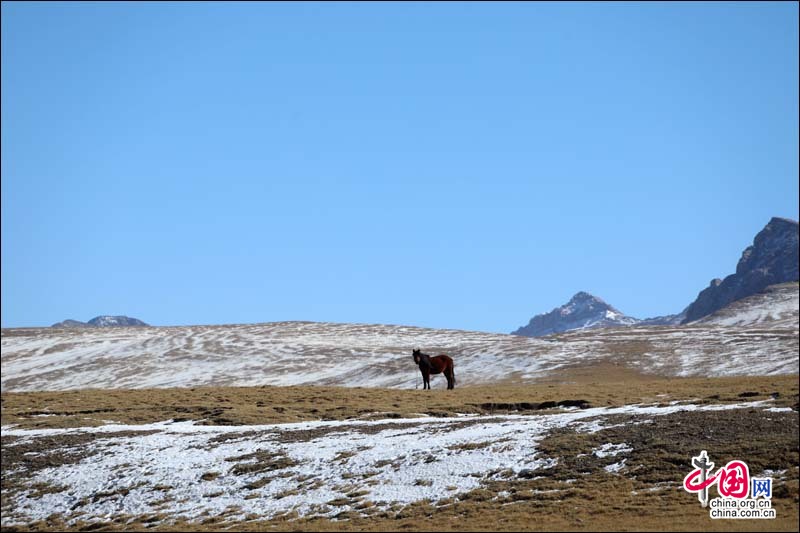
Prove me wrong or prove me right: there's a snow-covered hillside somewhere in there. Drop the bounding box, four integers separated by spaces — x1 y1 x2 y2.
692 282 798 328
2 283 797 392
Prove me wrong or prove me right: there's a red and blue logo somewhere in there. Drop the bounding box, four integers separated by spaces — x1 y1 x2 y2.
683 450 772 507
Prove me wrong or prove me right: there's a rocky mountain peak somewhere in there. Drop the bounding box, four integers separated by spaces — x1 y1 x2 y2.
560 292 620 317
735 217 798 276
569 291 602 303
512 292 638 337
683 217 799 323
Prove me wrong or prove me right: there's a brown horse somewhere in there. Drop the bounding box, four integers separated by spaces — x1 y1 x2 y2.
412 349 456 390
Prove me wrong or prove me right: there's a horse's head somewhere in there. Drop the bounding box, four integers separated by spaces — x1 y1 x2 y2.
412 348 421 364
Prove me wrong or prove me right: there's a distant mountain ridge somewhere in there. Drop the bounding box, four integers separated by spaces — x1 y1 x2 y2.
50 319 89 328
637 309 687 326
512 217 797 337
51 316 148 328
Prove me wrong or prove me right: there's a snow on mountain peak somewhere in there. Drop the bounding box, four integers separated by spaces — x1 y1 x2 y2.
87 316 148 327
512 292 638 337
51 316 149 328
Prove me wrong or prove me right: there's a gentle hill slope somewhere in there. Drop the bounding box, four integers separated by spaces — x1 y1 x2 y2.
2 283 797 392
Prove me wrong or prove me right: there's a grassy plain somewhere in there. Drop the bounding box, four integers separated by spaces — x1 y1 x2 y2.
2 368 798 531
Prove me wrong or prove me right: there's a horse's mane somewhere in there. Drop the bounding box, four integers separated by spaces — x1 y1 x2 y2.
417 351 434 371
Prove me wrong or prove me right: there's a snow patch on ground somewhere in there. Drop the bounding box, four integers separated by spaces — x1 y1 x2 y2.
592 443 633 458
604 459 627 473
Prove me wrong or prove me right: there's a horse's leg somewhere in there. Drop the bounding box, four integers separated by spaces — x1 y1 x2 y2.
445 363 455 389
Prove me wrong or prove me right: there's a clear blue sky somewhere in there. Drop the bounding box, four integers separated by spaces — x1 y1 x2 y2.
2 2 798 332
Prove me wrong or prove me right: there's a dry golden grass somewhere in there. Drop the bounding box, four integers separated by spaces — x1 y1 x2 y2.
2 366 797 431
